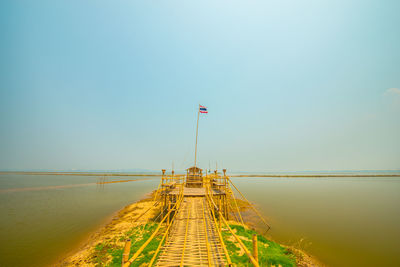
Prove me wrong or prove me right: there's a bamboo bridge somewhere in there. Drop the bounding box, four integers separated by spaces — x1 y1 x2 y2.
122 167 271 267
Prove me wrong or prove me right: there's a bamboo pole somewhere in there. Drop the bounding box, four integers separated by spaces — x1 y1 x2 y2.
180 201 192 267
122 239 131 266
148 193 184 267
252 234 258 265
219 196 222 230
227 177 271 230
194 105 200 168
225 195 229 220
206 192 260 267
167 196 170 225
201 200 212 266
205 187 232 266
123 189 183 267
228 182 245 226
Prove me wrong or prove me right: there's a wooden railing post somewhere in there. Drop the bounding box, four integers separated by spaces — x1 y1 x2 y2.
122 239 131 266
167 199 170 225
252 234 258 265
219 196 222 230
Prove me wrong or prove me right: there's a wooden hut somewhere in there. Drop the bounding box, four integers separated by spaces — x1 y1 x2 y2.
186 166 203 188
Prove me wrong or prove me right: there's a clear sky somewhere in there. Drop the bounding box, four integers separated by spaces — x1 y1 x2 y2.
1 0 399 172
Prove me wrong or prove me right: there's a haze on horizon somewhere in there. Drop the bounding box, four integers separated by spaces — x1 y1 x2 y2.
1 0 399 172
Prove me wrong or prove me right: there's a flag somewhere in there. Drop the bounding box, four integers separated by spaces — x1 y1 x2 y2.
199 105 208 113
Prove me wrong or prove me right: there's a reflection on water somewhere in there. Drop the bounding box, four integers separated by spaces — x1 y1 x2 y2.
0 174 159 267
231 177 400 267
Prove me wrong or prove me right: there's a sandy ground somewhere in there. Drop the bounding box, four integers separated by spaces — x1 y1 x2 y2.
58 196 323 267
57 197 158 266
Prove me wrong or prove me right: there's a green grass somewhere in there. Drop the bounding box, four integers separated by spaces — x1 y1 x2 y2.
91 222 164 267
222 224 297 267
90 222 297 267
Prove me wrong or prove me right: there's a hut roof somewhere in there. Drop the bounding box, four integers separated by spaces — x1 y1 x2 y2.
187 166 202 171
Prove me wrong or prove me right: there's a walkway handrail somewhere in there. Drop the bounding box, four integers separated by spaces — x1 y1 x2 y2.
153 180 162 201
154 174 186 201
147 189 185 266
206 185 260 267
227 177 271 231
130 200 161 230
204 187 232 266
123 186 184 267
228 182 245 226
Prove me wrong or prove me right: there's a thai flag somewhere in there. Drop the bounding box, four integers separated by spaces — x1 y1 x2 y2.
199 105 208 113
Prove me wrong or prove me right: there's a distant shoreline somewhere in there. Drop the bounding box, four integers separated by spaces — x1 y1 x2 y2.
232 174 400 177
0 171 160 176
1 171 399 178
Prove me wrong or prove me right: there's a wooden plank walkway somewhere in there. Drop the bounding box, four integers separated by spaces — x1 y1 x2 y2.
156 197 226 266
167 187 225 196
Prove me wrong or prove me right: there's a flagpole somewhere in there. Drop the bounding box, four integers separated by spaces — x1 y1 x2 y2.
194 104 200 168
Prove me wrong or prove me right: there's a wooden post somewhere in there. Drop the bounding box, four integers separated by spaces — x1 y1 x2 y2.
252 234 258 265
224 195 229 220
167 196 170 225
223 169 227 193
219 196 222 230
219 211 222 230
122 239 131 266
162 169 166 187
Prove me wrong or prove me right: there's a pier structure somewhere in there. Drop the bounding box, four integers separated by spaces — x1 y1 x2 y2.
122 167 270 267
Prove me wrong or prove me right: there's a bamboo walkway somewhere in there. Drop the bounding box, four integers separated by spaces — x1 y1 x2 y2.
156 197 226 267
122 170 270 267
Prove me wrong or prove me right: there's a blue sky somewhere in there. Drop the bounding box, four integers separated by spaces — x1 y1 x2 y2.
1 0 399 171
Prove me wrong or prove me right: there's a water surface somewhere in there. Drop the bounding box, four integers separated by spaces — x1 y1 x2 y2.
1 174 399 267
0 174 158 267
231 176 400 267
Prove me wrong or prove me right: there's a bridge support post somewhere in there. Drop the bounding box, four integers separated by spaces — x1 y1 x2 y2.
167 196 170 225
122 239 131 266
224 195 228 220
161 169 166 220
219 196 222 230
252 234 258 265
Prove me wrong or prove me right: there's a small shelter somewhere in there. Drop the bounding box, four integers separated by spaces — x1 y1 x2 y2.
186 166 203 188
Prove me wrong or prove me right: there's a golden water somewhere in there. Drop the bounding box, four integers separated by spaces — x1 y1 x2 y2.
1 174 399 266
0 174 158 266
232 176 400 267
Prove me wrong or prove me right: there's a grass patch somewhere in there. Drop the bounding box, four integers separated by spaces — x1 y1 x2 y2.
89 219 297 266
90 222 164 267
222 224 297 267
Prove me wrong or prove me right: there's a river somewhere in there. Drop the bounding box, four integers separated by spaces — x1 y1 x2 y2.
0 173 399 266
0 174 159 266
231 176 400 267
